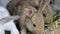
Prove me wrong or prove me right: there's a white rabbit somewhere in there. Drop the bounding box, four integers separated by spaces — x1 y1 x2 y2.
0 6 20 34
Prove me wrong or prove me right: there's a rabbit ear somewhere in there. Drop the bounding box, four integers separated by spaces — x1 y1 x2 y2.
38 0 50 13
0 16 20 24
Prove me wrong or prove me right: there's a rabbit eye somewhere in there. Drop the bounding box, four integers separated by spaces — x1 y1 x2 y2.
33 24 36 27
43 13 46 17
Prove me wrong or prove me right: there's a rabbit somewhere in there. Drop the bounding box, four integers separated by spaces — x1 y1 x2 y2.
0 6 20 34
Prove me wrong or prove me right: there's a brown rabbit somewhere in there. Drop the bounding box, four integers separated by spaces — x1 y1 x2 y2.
12 2 37 34
43 5 53 23
38 0 53 23
7 0 45 34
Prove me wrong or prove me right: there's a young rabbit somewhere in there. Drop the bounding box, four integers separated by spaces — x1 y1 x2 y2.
0 6 20 34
